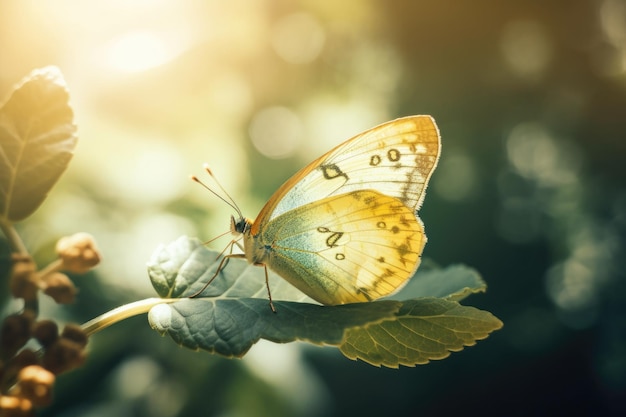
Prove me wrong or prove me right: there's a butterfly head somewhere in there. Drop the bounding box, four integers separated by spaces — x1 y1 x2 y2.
230 215 252 236
192 165 252 236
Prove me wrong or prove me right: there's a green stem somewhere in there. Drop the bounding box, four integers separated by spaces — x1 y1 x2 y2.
81 297 178 337
0 219 28 254
37 258 63 279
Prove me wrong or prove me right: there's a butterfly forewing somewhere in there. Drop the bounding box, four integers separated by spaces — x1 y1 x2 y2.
253 190 426 305
260 115 440 226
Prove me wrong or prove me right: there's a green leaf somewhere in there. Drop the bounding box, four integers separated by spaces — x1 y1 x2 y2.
390 264 487 302
148 298 400 357
339 298 504 368
0 66 77 222
147 236 503 367
147 236 313 302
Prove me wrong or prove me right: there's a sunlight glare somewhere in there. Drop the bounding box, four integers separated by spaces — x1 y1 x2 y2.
506 122 581 187
249 106 304 159
271 12 326 64
302 96 386 157
103 31 183 73
244 341 330 416
500 20 553 80
546 259 597 312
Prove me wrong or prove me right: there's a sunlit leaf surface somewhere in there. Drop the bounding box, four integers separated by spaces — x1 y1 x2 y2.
0 66 77 222
340 298 503 368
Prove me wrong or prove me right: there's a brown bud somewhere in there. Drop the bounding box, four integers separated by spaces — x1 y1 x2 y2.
42 339 86 375
41 273 76 304
1 349 40 387
1 312 35 357
55 233 101 273
9 255 38 301
12 349 39 370
0 395 34 417
61 324 88 349
32 320 59 348
15 365 55 407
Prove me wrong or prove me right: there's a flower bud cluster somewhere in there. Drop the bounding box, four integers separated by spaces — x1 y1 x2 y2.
0 314 88 416
55 232 101 274
9 233 101 304
2 233 97 416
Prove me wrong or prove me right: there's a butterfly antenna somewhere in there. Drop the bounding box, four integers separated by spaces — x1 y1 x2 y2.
203 229 231 245
190 163 244 218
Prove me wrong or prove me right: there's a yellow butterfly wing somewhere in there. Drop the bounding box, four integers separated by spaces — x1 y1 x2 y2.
241 115 440 305
251 115 440 236
250 190 425 305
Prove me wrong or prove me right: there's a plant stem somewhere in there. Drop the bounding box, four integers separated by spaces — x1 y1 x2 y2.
0 219 28 254
81 298 177 337
37 258 63 279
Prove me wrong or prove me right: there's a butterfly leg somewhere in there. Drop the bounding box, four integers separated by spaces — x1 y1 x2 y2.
255 263 276 313
189 239 240 298
218 237 240 259
189 254 229 297
191 240 276 312
231 241 275 312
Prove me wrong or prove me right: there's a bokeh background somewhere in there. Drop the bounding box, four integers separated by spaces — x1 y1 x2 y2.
1 0 625 416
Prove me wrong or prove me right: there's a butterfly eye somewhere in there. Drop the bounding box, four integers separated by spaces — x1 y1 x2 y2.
231 216 250 235
230 216 252 235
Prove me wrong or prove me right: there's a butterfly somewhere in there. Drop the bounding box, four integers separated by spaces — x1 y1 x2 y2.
200 115 440 311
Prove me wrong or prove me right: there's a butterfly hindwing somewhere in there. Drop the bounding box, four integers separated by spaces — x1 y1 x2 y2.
255 190 426 305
